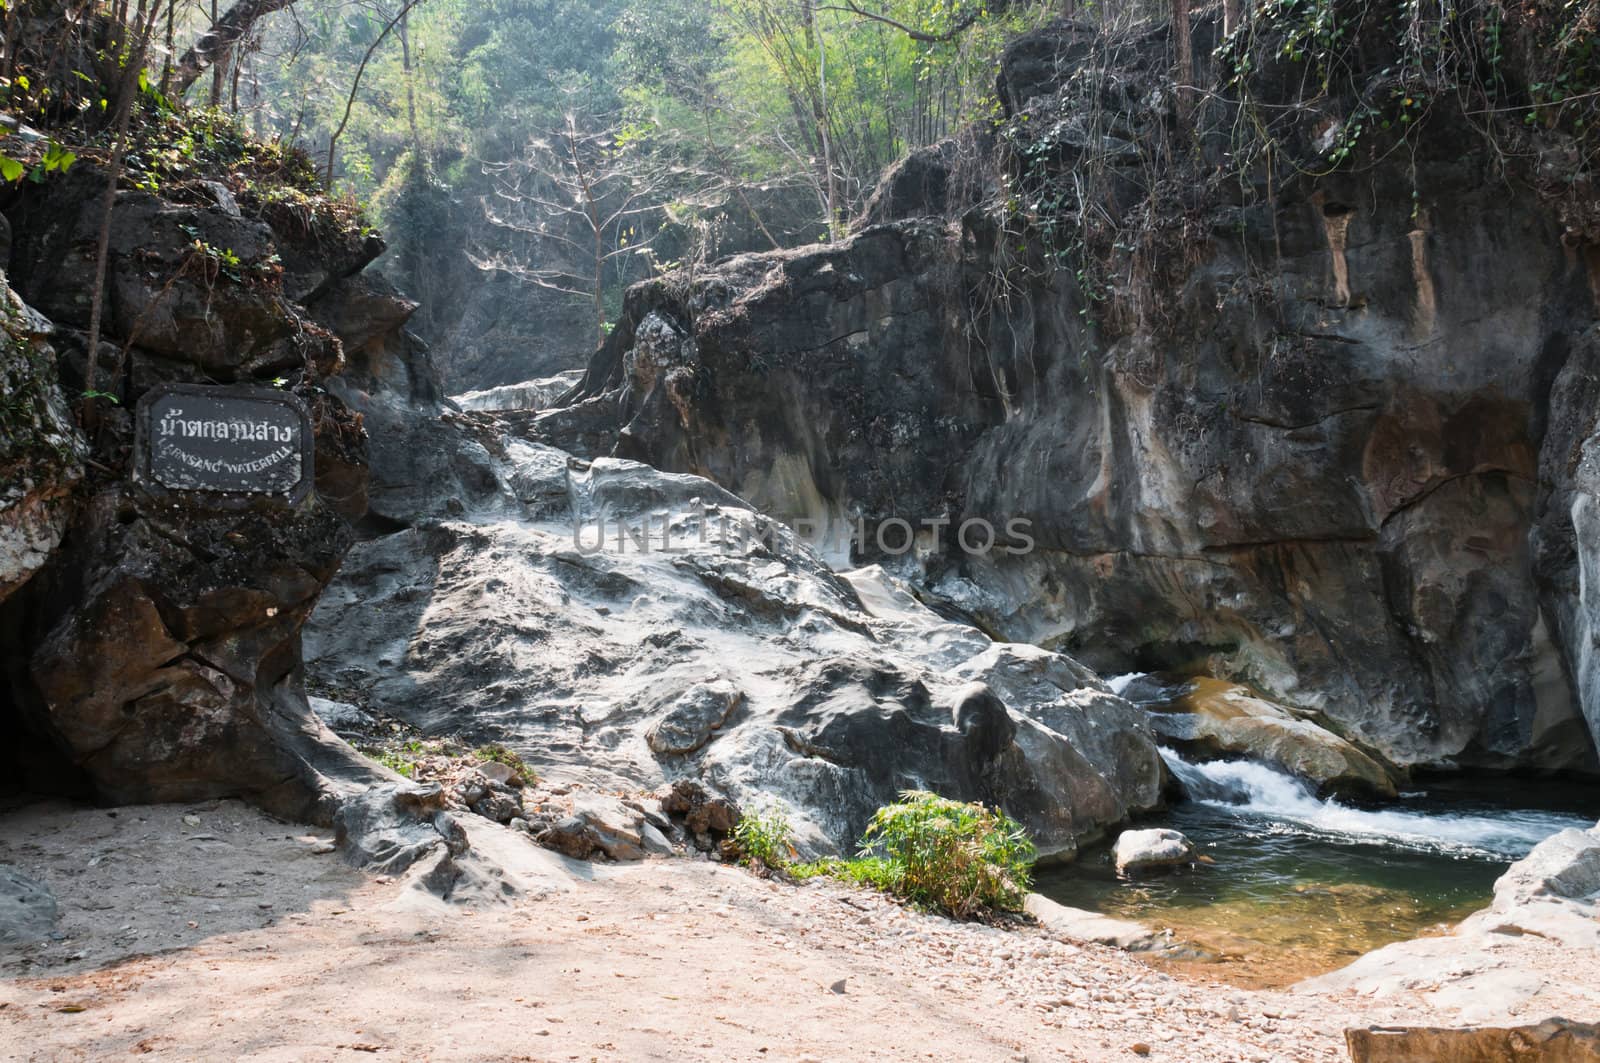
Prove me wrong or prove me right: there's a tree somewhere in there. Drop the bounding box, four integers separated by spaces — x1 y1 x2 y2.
819 0 1015 43
476 110 676 345
323 0 431 183
84 0 173 434
171 0 300 95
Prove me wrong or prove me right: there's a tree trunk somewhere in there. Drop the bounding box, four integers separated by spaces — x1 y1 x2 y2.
1223 0 1240 35
209 0 226 106
1173 0 1193 118
593 226 606 347
810 1 839 239
172 0 297 96
324 0 429 185
401 11 421 149
84 0 166 434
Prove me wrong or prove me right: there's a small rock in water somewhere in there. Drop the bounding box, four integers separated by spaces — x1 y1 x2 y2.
1113 829 1197 875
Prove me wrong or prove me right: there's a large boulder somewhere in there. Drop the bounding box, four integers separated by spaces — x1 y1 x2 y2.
306 410 1168 858
0 154 413 821
1129 676 1397 798
550 20 1600 778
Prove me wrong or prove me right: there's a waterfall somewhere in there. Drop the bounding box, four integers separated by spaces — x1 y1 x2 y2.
1159 748 1591 860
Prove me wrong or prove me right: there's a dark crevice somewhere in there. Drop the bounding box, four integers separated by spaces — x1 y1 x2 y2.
1230 403 1381 431
0 588 94 801
1378 468 1536 530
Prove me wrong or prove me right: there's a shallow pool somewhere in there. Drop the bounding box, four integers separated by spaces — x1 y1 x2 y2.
1035 755 1599 987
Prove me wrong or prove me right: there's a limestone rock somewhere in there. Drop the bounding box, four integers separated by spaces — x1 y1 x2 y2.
1492 824 1600 908
333 784 468 876
1137 677 1397 798
646 680 743 756
1113 828 1197 875
538 794 646 862
1024 893 1156 950
0 865 58 947
1345 1020 1600 1062
309 696 374 733
550 19 1600 776
306 413 1168 858
0 280 83 606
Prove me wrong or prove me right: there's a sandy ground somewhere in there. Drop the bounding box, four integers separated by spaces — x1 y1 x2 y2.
0 798 1587 1063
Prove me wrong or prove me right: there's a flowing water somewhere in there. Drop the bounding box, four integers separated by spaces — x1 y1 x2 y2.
1036 746 1599 987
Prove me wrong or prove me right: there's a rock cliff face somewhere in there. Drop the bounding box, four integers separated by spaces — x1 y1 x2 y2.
0 280 83 607
553 17 1600 777
0 154 398 817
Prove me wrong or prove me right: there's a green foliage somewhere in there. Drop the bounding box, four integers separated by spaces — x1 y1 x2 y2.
794 791 1036 919
1224 0 1600 176
731 802 796 868
788 854 902 891
472 743 536 783
358 745 419 779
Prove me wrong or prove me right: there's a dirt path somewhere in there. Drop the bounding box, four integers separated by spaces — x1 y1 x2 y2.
0 799 1555 1062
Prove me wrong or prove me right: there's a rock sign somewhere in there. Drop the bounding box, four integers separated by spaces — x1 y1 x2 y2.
135 384 314 504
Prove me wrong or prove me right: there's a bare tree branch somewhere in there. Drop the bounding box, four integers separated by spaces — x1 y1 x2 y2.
326 0 430 184
816 0 1007 44
172 0 297 95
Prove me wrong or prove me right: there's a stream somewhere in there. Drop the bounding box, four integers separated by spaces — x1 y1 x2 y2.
1036 739 1599 987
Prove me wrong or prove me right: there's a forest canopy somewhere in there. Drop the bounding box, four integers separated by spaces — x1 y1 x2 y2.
127 0 1068 348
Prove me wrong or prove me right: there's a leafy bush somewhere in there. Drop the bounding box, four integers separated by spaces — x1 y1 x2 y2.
473 743 536 784
795 791 1036 919
357 746 417 779
788 855 900 893
731 803 795 869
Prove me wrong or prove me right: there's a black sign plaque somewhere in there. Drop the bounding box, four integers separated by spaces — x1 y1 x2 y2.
135 384 314 504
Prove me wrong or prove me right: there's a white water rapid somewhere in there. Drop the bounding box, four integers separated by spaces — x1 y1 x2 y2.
1159 748 1593 860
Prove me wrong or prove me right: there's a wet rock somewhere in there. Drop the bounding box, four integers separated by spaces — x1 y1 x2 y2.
1113 829 1197 875
0 865 58 947
454 371 585 414
1345 1019 1600 1063
1141 678 1397 799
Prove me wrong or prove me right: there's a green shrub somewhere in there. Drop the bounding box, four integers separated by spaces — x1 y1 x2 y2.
732 803 795 869
797 791 1036 919
473 743 536 784
789 855 900 892
357 746 417 779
